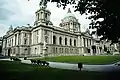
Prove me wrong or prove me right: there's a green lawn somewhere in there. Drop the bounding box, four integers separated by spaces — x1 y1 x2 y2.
33 56 120 64
0 61 120 80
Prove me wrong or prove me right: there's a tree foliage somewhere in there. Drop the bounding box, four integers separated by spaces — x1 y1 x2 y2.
0 46 2 53
46 0 120 43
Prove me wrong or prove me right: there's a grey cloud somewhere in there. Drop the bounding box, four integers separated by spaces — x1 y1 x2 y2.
0 8 14 20
0 0 21 20
0 0 6 7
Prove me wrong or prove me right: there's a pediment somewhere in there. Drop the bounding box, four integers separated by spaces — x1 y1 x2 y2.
84 31 91 36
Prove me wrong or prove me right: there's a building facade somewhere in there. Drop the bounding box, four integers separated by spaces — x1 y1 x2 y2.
2 1 116 57
0 37 2 54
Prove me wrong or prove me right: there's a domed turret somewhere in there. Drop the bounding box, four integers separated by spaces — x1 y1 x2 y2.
34 0 53 26
62 8 78 23
59 8 81 32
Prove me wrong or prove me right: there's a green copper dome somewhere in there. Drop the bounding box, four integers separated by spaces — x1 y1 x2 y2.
62 8 78 23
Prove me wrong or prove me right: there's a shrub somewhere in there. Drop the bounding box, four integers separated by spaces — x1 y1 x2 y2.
12 57 21 61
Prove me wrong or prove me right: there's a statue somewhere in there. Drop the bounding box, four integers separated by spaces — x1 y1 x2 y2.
9 25 13 30
28 0 47 8
39 0 47 8
43 40 47 49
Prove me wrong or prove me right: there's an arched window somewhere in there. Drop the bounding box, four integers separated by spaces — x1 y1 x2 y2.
65 38 67 45
70 38 72 46
59 37 62 45
74 39 76 46
38 13 39 20
53 36 56 44
56 48 57 53
24 33 27 37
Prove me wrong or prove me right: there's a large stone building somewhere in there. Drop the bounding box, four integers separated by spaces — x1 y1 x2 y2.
2 1 116 57
0 37 2 54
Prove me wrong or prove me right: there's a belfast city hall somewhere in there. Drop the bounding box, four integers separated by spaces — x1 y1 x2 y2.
1 0 118 57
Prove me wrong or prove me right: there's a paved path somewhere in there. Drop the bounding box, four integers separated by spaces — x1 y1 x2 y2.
21 60 120 72
1 58 120 72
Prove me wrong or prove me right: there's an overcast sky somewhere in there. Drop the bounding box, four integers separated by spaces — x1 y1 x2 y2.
0 0 91 37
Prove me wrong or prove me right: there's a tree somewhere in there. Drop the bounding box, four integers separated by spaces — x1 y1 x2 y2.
43 0 119 44
0 46 2 53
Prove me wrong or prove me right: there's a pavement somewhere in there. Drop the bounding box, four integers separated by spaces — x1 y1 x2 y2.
1 58 120 72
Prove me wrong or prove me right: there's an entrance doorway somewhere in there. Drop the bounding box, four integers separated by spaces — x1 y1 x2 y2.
87 49 90 53
8 48 11 56
92 45 96 54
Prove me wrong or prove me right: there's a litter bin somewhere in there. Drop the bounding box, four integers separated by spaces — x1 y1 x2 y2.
24 57 27 60
78 62 83 71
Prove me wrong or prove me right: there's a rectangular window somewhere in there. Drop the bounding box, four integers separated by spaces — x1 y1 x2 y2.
45 13 47 19
74 40 76 46
24 39 27 45
38 13 39 20
44 30 47 35
24 33 27 37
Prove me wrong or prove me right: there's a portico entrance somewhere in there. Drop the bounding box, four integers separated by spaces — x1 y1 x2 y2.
87 48 90 53
8 48 11 56
92 45 96 55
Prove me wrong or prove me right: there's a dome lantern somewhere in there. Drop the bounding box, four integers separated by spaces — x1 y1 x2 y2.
59 8 81 32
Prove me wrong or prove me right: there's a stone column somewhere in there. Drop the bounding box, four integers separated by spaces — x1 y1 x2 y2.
90 46 93 55
81 36 84 53
85 38 87 47
78 36 80 47
16 33 19 45
56 36 58 45
43 41 48 57
31 32 33 45
18 32 20 56
81 36 84 47
98 47 100 55
39 29 43 43
51 31 53 44
86 39 88 47
67 37 69 46
36 13 38 21
40 12 42 19
91 39 93 45
77 36 81 54
96 46 98 55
